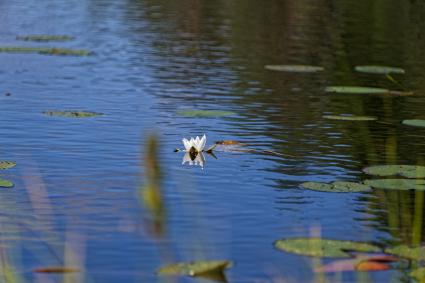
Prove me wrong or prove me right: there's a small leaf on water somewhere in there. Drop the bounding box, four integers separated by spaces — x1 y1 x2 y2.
410 267 425 281
43 110 103 118
384 245 425 260
0 179 14 188
364 179 425 191
355 261 391 272
0 161 16 170
363 165 425 178
323 115 377 121
402 119 425 128
264 65 324 73
33 266 79 273
157 260 232 279
215 140 245 146
301 181 371 193
0 46 91 56
16 35 74 42
315 254 396 273
325 86 390 94
274 238 381 258
354 65 405 75
176 110 236 118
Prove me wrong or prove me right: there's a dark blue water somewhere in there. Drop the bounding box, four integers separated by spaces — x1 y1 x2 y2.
1 0 425 282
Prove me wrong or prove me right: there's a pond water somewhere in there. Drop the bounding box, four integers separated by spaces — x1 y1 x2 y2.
1 0 425 282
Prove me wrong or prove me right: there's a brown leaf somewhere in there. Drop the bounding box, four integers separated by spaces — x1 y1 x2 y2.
33 266 80 273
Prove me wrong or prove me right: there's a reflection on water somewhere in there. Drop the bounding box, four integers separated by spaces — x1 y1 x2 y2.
1 0 425 282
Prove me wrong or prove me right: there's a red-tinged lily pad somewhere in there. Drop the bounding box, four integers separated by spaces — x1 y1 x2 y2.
315 254 398 273
33 266 80 273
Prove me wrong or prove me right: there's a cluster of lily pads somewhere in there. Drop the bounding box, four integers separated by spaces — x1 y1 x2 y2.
0 34 91 56
0 161 16 188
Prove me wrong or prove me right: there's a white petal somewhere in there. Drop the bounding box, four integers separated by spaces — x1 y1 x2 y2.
199 134 206 151
182 138 191 151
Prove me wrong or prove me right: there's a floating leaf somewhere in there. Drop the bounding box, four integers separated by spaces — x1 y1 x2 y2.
363 165 425 179
264 65 324 73
315 254 396 273
325 86 412 96
176 110 235 118
0 179 13 188
364 179 425 190
0 161 16 170
0 46 91 56
323 115 377 121
274 238 380 258
410 267 425 281
157 260 232 281
355 65 405 75
384 245 425 260
301 181 371 193
355 261 391 272
33 266 79 273
402 119 425 128
16 35 74 42
43 111 103 118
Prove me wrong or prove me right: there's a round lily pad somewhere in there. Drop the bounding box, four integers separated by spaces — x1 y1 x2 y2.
363 165 425 178
264 65 324 73
385 245 425 260
354 65 405 75
0 161 16 170
274 238 381 258
176 110 236 118
16 35 74 42
323 115 377 121
157 260 232 277
402 119 425 128
43 111 103 118
363 179 425 190
0 179 13 188
301 181 371 193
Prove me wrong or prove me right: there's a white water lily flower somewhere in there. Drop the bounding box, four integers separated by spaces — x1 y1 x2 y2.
182 152 205 168
182 134 206 153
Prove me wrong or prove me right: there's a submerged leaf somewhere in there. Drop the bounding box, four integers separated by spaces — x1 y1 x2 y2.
0 179 13 188
16 35 74 42
301 181 371 193
274 238 380 258
363 165 425 178
0 161 16 170
354 65 405 75
264 65 324 73
177 110 236 118
385 245 425 260
157 260 232 279
323 115 377 121
364 179 425 190
43 110 103 118
33 266 79 273
325 86 412 96
402 119 425 128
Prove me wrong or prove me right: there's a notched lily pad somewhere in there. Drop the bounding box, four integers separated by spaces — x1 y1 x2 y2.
354 65 405 75
43 110 103 118
325 86 412 96
264 65 324 73
363 165 425 178
402 119 425 128
16 35 74 42
0 46 91 56
301 181 371 193
0 179 14 188
364 179 425 190
274 238 381 258
0 161 16 170
323 115 377 121
176 109 236 118
384 245 425 261
157 260 232 280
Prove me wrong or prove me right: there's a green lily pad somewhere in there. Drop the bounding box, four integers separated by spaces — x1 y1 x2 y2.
0 161 16 170
354 65 405 75
274 238 381 258
0 179 13 188
157 260 232 277
264 65 324 73
364 179 425 190
301 181 371 193
176 110 236 118
410 267 425 281
325 86 412 96
385 245 425 260
363 165 425 178
402 119 425 128
0 46 91 56
43 111 103 118
16 35 74 42
323 115 377 121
